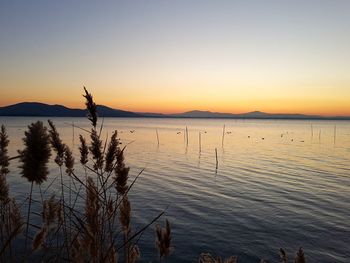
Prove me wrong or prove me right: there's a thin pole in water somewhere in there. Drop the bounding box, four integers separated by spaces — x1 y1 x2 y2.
156 129 160 146
215 148 218 170
319 130 321 143
222 124 225 147
186 126 189 146
199 132 201 153
334 125 336 145
311 124 313 138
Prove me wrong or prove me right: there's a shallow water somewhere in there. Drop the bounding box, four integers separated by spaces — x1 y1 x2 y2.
1 117 350 262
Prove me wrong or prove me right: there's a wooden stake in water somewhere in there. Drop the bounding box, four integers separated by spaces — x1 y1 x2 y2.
319 130 321 143
215 148 218 169
311 124 313 138
156 129 160 146
186 126 189 146
199 132 202 153
222 124 225 147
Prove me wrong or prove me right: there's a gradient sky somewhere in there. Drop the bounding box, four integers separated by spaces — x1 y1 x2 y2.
0 1 350 116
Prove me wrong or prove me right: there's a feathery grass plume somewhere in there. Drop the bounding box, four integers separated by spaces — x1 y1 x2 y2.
64 146 75 176
0 174 9 203
79 135 89 165
19 121 51 184
119 195 131 263
71 236 84 263
48 120 65 166
128 245 140 263
83 87 98 128
32 226 47 251
279 248 287 263
119 196 131 233
42 195 60 229
105 131 119 173
8 198 22 236
84 176 100 260
294 247 305 263
198 254 237 263
0 125 10 203
90 129 104 171
114 148 129 195
0 125 10 176
105 246 118 263
155 219 172 260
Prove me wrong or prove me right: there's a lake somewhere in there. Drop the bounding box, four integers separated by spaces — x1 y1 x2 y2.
1 117 349 262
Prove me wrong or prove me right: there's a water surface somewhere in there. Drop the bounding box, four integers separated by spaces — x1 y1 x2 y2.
1 117 349 262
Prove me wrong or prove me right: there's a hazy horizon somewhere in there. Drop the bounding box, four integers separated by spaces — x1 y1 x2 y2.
1 1 350 116
2 100 350 117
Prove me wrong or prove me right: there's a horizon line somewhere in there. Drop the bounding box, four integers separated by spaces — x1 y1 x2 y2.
1 101 350 118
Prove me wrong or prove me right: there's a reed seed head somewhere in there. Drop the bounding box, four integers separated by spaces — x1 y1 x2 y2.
105 130 119 173
90 129 104 171
64 146 75 176
32 226 48 251
114 148 129 195
19 121 51 184
42 195 60 228
155 219 172 258
83 87 98 128
48 120 65 166
294 247 305 263
79 135 89 165
279 248 287 263
119 196 131 233
0 124 10 176
0 174 9 203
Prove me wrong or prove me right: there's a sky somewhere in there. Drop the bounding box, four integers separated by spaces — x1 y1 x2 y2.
0 0 350 116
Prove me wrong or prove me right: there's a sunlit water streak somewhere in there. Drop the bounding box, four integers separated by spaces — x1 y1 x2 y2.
1 117 349 262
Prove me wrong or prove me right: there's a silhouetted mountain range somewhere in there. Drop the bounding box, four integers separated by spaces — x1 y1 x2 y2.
0 102 349 120
0 102 140 117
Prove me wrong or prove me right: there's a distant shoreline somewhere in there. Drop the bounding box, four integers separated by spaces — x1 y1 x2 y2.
1 102 349 120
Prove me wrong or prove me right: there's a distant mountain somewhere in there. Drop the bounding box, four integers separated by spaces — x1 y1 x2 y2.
0 102 349 120
0 102 141 117
170 110 324 119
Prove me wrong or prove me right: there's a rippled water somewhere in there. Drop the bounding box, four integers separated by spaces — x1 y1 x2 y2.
1 117 350 262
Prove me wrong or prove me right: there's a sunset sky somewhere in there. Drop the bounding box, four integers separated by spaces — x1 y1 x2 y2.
0 1 349 116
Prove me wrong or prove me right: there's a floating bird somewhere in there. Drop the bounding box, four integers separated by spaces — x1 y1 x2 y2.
291 139 294 142
129 130 135 133
177 131 181 134
262 137 265 140
281 134 283 137
300 140 304 143
248 136 250 138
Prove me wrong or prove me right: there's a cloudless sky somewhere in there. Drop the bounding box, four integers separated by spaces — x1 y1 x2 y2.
0 0 349 115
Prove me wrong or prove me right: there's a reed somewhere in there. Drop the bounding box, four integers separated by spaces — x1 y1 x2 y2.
155 219 172 262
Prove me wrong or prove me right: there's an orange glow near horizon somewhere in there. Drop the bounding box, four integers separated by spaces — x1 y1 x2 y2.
1 89 349 117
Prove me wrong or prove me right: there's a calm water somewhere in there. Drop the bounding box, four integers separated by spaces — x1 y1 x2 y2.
1 117 350 262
